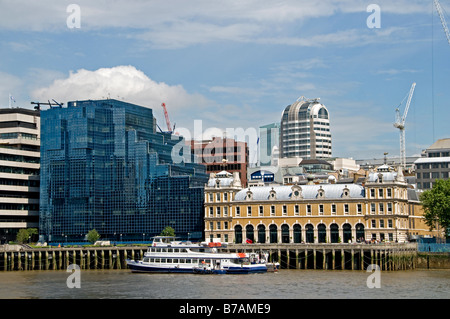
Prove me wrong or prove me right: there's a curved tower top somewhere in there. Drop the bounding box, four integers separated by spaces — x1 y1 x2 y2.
280 97 331 159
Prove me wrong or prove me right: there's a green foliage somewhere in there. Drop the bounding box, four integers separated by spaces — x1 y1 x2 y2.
420 179 450 237
160 226 175 237
87 229 101 243
16 228 38 244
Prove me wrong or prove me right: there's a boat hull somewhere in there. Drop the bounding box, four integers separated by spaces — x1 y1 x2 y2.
225 265 267 274
127 260 267 274
193 268 227 275
126 260 194 273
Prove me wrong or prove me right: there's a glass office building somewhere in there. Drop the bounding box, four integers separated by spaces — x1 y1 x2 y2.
259 122 280 166
39 99 208 243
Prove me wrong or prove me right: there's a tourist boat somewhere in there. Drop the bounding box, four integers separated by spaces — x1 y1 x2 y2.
126 236 271 274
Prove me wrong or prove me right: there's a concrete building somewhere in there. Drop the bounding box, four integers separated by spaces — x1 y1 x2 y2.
190 137 249 187
414 138 450 190
0 108 40 243
280 97 331 159
205 166 438 244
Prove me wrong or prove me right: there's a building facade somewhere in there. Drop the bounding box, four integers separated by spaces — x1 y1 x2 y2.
39 99 208 243
190 137 249 187
280 97 331 159
415 138 450 190
0 108 40 243
205 166 436 244
259 122 280 166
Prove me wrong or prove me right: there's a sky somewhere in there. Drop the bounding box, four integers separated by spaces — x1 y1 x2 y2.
0 0 449 161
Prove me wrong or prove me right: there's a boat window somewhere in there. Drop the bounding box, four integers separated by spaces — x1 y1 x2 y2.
162 248 168 253
186 259 191 263
143 257 149 262
173 259 179 263
179 259 185 263
174 248 179 253
161 259 166 263
150 258 154 263
155 258 160 263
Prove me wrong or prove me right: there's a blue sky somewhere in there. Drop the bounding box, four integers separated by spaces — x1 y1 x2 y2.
0 0 449 161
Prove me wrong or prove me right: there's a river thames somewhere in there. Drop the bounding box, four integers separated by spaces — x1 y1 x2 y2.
0 269 449 299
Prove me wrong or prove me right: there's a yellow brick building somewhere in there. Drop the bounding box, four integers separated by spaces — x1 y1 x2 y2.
204 167 439 244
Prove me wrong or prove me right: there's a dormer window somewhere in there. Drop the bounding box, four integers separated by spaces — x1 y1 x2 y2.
291 185 303 200
317 186 325 199
378 173 383 183
342 185 350 198
246 190 253 200
269 188 277 200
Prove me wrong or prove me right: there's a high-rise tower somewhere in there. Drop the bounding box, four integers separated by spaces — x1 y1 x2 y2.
0 108 40 243
280 97 331 159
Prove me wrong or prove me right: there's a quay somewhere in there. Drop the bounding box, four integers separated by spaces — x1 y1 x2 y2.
0 243 418 271
226 243 418 271
0 245 147 271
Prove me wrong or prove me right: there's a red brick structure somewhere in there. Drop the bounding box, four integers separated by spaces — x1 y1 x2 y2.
190 137 248 187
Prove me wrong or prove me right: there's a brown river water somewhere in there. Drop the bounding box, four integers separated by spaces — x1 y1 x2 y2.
0 269 449 299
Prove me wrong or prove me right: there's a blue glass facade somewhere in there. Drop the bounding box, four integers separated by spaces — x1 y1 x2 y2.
39 99 207 242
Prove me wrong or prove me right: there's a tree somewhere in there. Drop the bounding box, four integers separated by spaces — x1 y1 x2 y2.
16 228 38 244
16 229 30 244
160 226 175 237
87 229 101 244
420 179 450 239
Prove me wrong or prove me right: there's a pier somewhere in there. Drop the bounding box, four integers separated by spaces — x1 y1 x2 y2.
0 243 418 271
0 246 147 271
224 243 418 271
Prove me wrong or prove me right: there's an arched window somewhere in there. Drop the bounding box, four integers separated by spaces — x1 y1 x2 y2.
246 224 254 243
269 224 278 243
293 224 302 243
343 223 352 243
234 225 242 244
330 223 339 243
305 224 314 243
318 107 328 119
281 224 290 243
355 223 365 242
258 224 266 244
318 224 326 243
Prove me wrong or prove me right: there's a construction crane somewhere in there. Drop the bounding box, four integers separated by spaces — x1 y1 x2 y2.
393 82 416 170
31 99 64 110
161 102 175 134
434 0 450 47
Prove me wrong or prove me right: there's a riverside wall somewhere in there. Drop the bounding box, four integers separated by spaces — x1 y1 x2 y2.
0 243 426 271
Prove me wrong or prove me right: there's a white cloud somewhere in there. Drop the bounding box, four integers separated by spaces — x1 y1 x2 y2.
0 0 429 49
31 65 213 126
376 69 420 75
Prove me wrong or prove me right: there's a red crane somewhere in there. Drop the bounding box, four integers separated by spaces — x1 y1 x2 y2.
161 102 174 133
